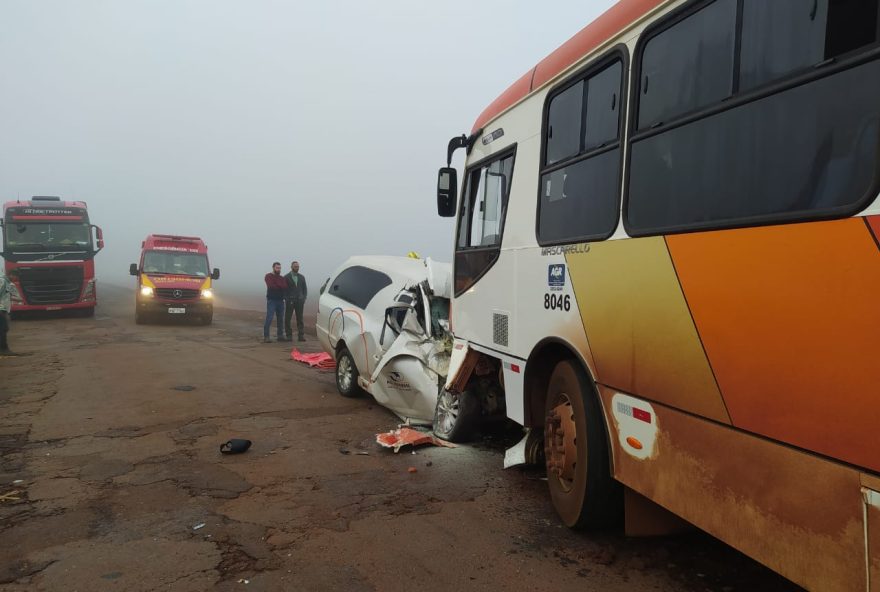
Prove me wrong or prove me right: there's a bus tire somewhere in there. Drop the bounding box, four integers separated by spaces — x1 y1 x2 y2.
544 358 621 529
433 388 479 443
335 347 362 398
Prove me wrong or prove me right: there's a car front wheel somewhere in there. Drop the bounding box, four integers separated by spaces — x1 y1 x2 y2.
433 388 480 443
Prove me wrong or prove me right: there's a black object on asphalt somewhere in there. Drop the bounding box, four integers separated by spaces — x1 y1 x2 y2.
220 439 252 454
172 385 196 392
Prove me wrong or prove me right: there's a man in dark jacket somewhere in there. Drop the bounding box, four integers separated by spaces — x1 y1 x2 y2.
284 261 308 342
264 262 287 342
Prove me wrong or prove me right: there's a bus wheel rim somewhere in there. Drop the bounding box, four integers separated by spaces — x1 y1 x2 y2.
546 395 578 492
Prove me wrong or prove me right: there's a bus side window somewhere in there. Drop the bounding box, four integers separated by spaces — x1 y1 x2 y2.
538 56 625 245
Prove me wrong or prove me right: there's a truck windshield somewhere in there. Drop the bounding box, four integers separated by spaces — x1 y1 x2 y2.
143 251 209 277
4 223 92 251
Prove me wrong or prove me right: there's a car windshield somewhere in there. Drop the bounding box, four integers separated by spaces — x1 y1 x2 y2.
4 223 92 251
143 251 209 277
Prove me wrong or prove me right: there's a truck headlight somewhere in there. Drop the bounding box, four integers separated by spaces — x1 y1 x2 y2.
201 289 213 299
82 279 96 301
140 286 154 297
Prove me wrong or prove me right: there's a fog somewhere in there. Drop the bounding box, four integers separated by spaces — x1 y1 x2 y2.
0 0 615 310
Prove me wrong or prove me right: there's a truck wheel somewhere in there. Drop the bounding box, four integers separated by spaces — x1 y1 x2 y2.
335 347 362 398
80 307 95 318
433 388 480 443
544 359 621 529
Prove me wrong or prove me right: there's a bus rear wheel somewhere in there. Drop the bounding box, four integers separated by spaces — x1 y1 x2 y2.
544 358 621 529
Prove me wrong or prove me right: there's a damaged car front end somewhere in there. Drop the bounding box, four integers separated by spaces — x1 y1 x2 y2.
318 256 486 439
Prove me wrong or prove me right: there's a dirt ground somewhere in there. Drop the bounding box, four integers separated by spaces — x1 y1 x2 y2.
0 285 801 592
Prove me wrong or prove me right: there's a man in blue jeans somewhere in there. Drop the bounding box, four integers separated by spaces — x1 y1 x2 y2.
263 262 287 343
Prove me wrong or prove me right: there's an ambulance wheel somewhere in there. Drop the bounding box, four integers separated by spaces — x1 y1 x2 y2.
544 358 621 529
200 312 213 326
135 310 146 325
433 388 479 443
335 347 362 398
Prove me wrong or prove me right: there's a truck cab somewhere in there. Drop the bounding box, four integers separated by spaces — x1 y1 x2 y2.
1 196 104 316
130 234 219 325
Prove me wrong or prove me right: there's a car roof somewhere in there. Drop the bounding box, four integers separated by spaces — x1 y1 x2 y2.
341 255 430 283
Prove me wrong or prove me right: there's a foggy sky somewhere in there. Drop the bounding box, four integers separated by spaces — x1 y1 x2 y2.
0 0 615 309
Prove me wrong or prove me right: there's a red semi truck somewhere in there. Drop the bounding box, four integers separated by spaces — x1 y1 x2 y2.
130 234 219 325
0 196 104 316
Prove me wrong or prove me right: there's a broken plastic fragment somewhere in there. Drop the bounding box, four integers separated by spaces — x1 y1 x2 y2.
375 427 456 453
193 523 205 530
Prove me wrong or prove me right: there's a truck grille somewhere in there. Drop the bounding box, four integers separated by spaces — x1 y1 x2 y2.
18 266 84 305
155 288 199 300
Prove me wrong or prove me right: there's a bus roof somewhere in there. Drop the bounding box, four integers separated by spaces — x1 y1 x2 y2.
472 0 664 134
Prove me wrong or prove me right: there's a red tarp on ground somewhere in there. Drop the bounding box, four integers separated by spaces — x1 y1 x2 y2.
291 349 336 369
376 427 457 453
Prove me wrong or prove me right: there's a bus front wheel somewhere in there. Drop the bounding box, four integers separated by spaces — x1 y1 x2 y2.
544 358 621 529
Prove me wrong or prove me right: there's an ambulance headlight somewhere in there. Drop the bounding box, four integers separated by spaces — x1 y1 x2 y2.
140 286 154 297
201 289 213 299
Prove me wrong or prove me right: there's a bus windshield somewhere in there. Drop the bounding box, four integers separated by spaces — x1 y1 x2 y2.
4 222 92 251
143 251 209 277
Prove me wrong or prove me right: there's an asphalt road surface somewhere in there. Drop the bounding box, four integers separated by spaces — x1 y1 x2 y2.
0 285 801 592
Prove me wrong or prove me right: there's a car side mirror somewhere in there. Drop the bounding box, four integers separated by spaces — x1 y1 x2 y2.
437 167 457 218
129 263 139 276
211 268 220 280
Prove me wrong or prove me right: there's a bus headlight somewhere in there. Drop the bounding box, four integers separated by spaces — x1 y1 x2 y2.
140 286 154 297
201 289 213 299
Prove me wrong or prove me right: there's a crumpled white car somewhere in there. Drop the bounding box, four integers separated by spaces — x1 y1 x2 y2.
317 256 478 440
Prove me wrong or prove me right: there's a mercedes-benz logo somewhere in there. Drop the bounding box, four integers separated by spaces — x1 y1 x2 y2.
173 290 182 299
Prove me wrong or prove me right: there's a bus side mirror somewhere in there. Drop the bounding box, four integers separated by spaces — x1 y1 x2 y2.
437 167 457 218
211 268 220 280
129 263 139 276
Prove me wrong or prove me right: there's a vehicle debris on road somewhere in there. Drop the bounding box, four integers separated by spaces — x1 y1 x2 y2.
376 427 456 453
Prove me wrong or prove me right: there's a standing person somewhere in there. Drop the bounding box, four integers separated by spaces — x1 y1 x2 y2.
263 262 287 343
284 261 308 342
0 270 21 355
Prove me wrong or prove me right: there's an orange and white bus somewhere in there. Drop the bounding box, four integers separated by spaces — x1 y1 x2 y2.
435 1 880 589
